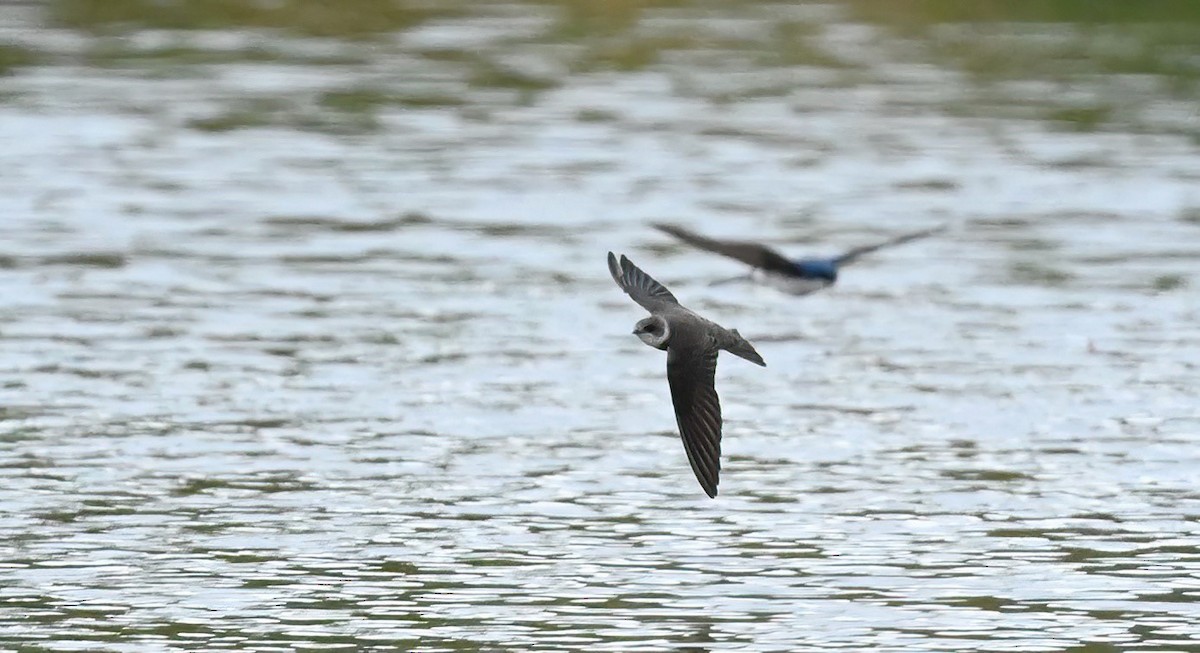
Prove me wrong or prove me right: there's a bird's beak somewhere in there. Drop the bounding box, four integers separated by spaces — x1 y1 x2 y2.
631 329 639 335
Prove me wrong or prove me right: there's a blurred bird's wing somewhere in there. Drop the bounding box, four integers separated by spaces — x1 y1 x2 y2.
653 223 796 276
835 225 946 266
666 342 722 498
608 252 679 313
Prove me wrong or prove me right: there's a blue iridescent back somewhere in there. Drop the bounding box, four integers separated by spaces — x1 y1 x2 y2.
793 258 838 281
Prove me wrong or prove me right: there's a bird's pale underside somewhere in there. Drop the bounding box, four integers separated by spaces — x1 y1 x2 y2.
607 252 765 498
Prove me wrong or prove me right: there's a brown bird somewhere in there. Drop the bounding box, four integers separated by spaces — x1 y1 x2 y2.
607 252 766 498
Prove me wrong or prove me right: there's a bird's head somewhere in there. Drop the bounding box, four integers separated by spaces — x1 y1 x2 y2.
633 316 670 350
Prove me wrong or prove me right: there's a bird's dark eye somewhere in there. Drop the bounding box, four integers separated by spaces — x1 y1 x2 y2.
645 324 657 333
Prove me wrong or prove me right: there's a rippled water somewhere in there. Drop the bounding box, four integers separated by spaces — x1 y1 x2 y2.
1 1 1199 650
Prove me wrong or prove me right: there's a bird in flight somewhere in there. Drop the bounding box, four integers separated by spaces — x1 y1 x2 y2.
653 223 945 295
607 252 766 498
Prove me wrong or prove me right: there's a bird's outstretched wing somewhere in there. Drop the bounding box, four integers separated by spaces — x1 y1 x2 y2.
608 252 679 313
666 344 722 498
835 225 946 266
653 223 796 276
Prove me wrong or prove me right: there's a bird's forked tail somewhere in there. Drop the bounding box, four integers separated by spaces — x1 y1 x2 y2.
724 329 766 367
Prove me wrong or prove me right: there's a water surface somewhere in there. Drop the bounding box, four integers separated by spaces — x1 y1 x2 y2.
1 1 1198 650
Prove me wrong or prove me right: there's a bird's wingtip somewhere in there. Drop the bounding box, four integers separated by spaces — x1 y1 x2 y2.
653 222 684 237
607 252 623 284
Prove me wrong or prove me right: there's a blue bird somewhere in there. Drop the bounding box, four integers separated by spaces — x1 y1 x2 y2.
653 223 945 296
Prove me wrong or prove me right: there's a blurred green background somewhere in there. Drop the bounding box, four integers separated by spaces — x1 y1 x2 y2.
3 0 1197 140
